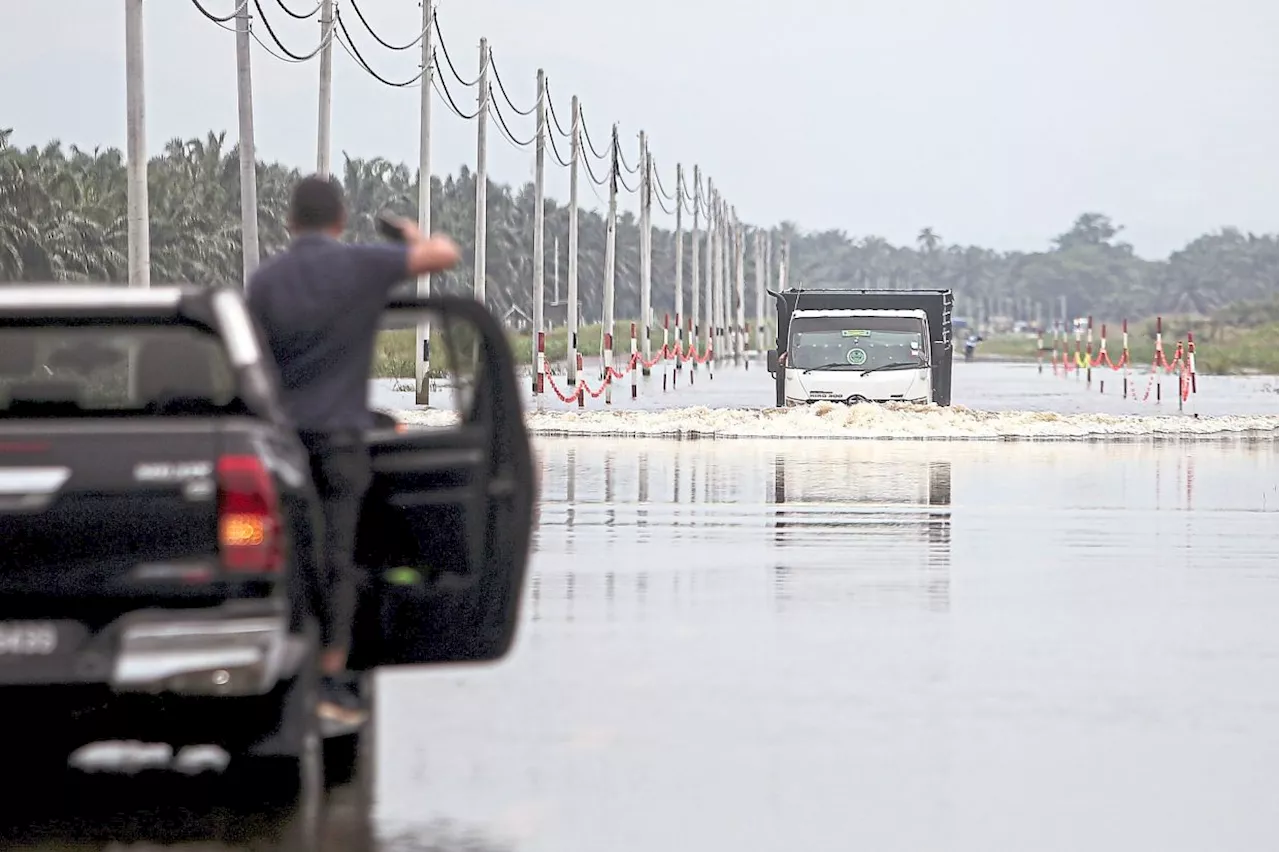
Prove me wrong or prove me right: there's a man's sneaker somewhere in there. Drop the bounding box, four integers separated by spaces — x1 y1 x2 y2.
317 675 368 732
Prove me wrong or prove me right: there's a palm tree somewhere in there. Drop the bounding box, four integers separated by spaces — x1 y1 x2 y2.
916 227 941 253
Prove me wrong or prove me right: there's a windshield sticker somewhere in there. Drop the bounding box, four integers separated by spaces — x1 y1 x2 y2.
846 348 868 366
840 329 871 337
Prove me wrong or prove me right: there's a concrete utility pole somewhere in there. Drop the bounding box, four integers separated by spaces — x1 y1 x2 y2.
474 38 489 306
235 1 260 285
316 0 335 176
754 229 765 354
601 123 619 374
727 211 737 363
124 0 150 289
531 68 547 389
718 198 729 366
702 181 714 363
414 0 435 405
638 130 652 371
724 205 734 363
779 236 789 291
673 163 684 371
715 197 725 364
735 214 746 364
690 165 700 369
566 95 580 386
764 229 773 345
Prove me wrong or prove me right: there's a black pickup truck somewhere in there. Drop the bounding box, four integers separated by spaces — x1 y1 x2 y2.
0 284 534 800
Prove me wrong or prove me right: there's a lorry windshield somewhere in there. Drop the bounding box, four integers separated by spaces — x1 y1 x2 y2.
0 325 241 417
787 315 928 371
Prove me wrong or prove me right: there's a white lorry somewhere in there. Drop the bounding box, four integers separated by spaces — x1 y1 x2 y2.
765 289 954 408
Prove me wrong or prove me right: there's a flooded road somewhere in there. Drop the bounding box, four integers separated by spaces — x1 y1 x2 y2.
8 370 1278 850
368 436 1278 852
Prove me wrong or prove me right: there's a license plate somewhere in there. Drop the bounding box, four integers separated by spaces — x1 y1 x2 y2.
0 622 60 656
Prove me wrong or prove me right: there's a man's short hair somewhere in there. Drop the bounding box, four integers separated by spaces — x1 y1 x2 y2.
290 175 346 230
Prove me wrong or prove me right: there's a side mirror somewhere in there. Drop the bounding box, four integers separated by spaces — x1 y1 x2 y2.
766 349 780 374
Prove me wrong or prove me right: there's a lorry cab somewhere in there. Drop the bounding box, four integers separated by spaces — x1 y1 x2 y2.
767 288 954 408
779 308 933 405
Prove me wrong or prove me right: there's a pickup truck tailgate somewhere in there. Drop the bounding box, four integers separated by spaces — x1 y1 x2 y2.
0 424 224 610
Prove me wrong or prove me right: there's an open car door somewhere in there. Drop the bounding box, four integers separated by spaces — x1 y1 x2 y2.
349 295 535 669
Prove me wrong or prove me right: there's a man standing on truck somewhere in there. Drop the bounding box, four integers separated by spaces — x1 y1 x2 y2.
246 175 461 726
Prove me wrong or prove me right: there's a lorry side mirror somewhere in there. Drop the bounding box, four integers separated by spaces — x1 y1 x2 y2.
766 349 779 374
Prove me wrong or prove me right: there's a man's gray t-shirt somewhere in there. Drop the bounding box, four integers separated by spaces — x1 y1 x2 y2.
246 233 409 433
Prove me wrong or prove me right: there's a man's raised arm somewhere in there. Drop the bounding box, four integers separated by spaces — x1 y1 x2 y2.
383 214 461 276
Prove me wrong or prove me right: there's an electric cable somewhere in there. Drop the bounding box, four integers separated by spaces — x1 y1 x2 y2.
271 0 320 20
489 54 537 116
346 0 428 50
432 10 481 87
190 0 246 24
250 0 327 61
335 9 423 86
489 88 536 148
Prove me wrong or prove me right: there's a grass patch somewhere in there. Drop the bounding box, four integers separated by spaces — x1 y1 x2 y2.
977 314 1278 376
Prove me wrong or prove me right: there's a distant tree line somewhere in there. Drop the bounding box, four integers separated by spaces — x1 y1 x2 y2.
2 128 1276 326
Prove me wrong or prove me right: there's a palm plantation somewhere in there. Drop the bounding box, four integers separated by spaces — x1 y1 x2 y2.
2 127 1276 340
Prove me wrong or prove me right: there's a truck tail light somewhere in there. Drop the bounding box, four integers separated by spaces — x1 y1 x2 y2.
217 455 282 574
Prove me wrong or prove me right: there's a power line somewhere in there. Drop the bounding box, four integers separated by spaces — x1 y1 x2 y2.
547 127 573 168
190 0 246 24
544 83 573 137
488 88 535 148
652 163 676 202
582 149 609 187
270 0 321 20
577 111 610 161
346 0 428 51
206 4 330 64
433 56 481 119
611 134 637 192
489 53 536 116
654 161 699 215
250 0 327 61
680 169 698 204
654 187 676 216
616 139 639 175
187 2 732 218
335 9 423 87
432 10 481 87
616 165 638 194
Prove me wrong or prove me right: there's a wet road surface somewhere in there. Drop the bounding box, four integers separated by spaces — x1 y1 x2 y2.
7 372 1277 850
369 437 1277 852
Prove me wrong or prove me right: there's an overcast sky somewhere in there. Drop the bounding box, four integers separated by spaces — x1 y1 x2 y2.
3 0 1276 258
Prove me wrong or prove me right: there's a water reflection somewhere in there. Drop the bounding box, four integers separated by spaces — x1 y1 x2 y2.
770 451 952 613
0 749 517 852
0 768 344 850
532 439 956 620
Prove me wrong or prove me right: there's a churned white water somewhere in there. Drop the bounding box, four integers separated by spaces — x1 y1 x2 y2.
394 402 1277 441
378 361 1279 441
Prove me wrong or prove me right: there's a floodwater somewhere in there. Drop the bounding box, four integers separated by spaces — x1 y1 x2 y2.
6 363 1278 851
375 358 1280 418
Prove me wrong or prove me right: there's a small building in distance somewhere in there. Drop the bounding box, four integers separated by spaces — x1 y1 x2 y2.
503 304 532 332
